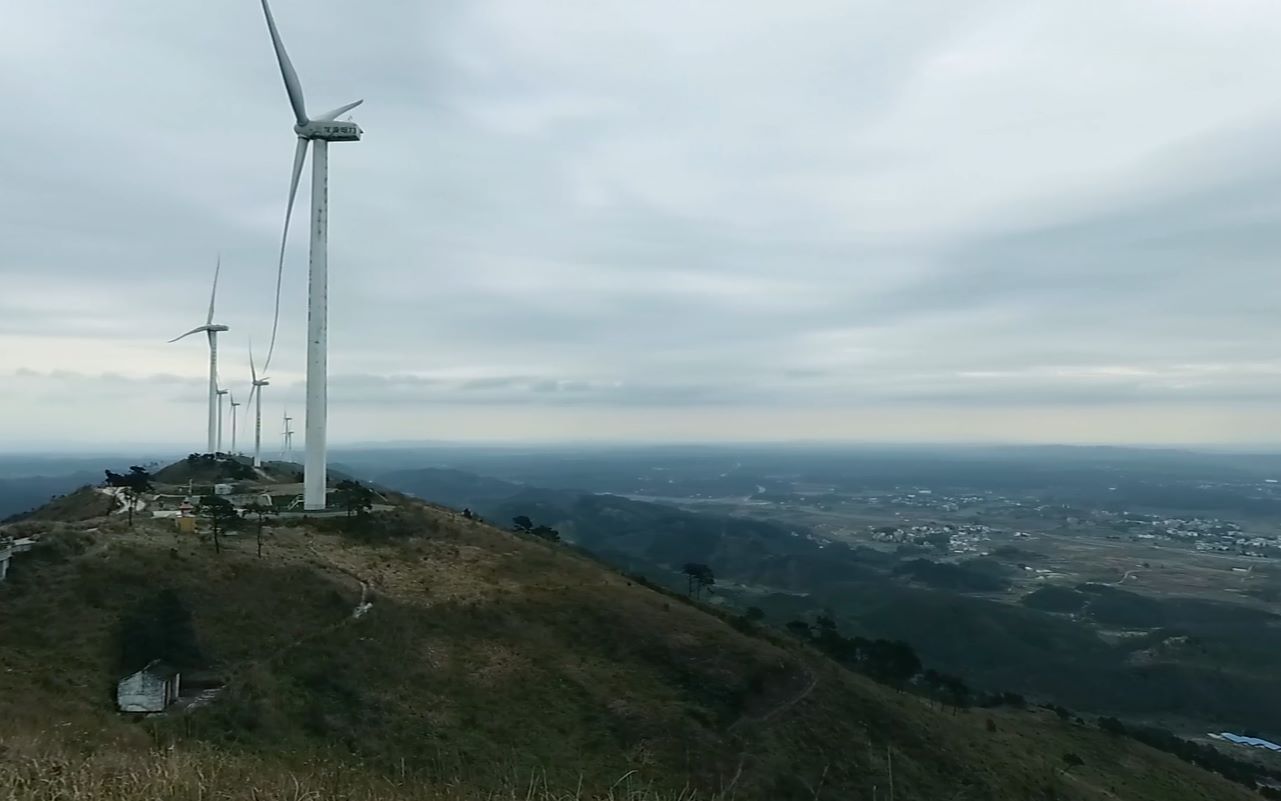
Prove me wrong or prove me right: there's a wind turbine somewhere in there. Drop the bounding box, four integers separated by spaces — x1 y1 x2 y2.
216 388 229 453
282 409 295 461
258 0 364 510
170 257 229 453
229 392 242 455
248 348 270 468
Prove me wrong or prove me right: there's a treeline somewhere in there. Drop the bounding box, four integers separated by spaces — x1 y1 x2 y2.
740 609 1281 796
498 520 1281 796
770 613 1005 712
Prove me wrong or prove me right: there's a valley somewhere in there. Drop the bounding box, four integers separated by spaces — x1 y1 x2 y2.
366 445 1281 745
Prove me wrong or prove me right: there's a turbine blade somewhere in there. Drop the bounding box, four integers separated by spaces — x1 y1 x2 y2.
207 253 221 325
317 99 363 121
264 137 308 372
259 0 309 125
249 341 259 382
168 326 206 343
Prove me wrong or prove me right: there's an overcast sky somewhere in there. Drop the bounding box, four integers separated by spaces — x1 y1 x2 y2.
2 0 1281 449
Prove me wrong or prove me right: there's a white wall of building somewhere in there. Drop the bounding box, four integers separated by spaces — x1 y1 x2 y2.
116 667 179 713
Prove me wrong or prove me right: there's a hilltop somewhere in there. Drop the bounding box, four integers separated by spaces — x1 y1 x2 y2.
152 454 303 486
0 466 1268 800
13 484 118 522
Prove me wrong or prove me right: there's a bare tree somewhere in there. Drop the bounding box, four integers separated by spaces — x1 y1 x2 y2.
198 495 238 554
241 500 277 558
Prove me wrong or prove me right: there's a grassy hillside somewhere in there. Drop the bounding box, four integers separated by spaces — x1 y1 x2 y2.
0 498 1264 800
11 484 117 522
0 471 105 521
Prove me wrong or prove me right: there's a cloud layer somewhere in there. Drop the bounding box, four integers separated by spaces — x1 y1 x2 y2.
3 0 1281 448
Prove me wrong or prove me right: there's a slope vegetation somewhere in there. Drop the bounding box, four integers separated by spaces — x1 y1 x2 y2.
379 467 1281 734
0 495 1261 800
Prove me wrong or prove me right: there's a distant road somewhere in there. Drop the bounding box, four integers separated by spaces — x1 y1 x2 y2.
1112 569 1139 586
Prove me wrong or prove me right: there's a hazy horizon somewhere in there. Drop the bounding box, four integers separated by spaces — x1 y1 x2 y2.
6 436 1281 459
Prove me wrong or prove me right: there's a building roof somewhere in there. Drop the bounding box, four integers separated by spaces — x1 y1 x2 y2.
122 659 180 682
1218 732 1281 751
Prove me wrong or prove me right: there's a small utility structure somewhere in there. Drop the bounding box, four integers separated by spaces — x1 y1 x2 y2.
116 660 181 714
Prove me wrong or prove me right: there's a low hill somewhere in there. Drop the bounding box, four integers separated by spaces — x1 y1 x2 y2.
0 494 1265 800
0 470 104 520
12 484 117 522
152 455 305 487
153 454 260 485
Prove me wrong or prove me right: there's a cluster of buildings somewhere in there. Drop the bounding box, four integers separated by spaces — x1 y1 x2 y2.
1097 513 1279 558
1209 732 1281 753
869 522 998 554
861 489 1029 516
1192 535 1280 558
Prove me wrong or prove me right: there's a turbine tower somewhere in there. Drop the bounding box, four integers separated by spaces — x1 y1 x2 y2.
259 0 364 510
216 388 229 453
282 409 295 461
229 392 242 454
248 348 270 468
170 257 229 453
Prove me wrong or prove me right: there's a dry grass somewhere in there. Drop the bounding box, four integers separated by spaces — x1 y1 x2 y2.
0 734 708 801
2 503 1264 801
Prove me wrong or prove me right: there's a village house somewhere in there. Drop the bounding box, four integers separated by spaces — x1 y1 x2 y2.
0 536 34 583
116 660 182 713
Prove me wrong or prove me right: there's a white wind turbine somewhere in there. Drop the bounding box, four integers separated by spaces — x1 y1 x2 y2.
282 409 295 461
216 388 229 453
258 0 364 510
229 392 242 455
248 348 270 468
169 257 229 453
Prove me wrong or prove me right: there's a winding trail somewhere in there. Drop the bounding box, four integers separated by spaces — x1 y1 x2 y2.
721 665 818 796
96 487 147 515
1112 568 1139 586
352 581 372 619
173 549 374 716
728 665 819 734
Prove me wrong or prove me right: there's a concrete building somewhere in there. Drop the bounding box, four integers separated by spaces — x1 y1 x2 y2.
117 660 182 713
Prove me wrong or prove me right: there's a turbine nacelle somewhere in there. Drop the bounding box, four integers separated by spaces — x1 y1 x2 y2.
168 322 229 342
296 119 363 142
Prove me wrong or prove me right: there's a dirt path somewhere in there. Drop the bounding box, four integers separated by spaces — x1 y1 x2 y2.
1112 568 1139 586
721 666 818 795
97 487 146 515
352 581 372 619
1063 769 1123 800
171 549 374 715
728 664 819 734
